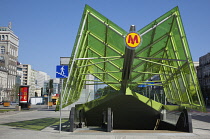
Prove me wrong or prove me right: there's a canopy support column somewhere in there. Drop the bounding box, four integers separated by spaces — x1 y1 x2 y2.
120 25 136 94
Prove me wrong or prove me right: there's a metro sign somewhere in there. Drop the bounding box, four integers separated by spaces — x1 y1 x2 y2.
125 32 141 49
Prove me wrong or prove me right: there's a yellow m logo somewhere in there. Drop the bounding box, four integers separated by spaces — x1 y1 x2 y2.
125 32 141 48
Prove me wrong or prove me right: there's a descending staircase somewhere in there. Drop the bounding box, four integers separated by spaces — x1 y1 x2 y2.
77 93 161 130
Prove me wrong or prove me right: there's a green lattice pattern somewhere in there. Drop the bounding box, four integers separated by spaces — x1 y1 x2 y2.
60 5 205 111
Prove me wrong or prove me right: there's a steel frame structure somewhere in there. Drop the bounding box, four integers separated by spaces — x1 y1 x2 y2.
59 5 205 112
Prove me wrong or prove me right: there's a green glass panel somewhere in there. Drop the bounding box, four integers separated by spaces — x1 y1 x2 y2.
58 5 206 112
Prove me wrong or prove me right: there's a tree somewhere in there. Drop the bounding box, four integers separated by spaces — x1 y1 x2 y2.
49 79 53 94
95 86 118 98
10 85 19 102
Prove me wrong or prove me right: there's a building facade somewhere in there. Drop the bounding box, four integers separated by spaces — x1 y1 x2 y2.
18 64 51 98
0 24 19 101
0 67 8 102
43 78 59 95
17 64 36 98
34 70 50 96
35 71 50 89
197 53 210 103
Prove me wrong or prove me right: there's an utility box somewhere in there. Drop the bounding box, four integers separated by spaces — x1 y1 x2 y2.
15 105 21 111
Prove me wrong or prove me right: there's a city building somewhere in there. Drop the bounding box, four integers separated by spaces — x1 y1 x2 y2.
17 63 23 85
43 78 60 95
18 64 41 97
35 71 50 88
0 23 19 101
197 53 210 103
43 78 60 104
193 62 199 72
52 78 60 94
0 67 8 102
34 70 50 96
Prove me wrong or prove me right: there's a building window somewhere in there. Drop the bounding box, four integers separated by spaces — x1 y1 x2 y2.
1 46 5 54
0 56 4 61
1 35 4 40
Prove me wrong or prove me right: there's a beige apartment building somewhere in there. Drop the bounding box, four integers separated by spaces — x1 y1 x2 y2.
17 64 36 98
18 64 51 99
0 23 19 101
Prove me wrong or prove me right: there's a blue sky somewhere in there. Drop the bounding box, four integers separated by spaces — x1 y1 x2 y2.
0 0 209 78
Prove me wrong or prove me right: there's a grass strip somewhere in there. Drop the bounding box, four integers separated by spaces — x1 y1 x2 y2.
1 118 62 131
0 109 15 113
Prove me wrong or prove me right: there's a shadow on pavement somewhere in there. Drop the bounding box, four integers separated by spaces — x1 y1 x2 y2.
192 115 210 123
193 127 210 131
50 119 70 132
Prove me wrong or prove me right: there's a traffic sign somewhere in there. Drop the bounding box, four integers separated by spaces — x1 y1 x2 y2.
56 65 68 78
138 82 154 87
125 32 141 49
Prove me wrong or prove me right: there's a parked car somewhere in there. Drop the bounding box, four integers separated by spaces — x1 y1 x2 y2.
11 102 18 105
0 101 3 105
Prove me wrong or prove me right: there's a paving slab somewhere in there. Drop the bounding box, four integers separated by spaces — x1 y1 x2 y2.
0 105 210 139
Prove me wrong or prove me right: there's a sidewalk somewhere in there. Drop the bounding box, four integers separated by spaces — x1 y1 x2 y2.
0 105 210 139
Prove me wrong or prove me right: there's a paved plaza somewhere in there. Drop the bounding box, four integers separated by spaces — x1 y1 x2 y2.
0 105 210 139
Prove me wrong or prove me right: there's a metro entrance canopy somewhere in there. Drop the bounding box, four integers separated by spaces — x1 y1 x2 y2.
59 5 205 112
